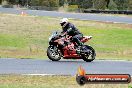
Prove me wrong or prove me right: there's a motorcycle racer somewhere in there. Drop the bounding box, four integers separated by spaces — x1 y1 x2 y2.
60 18 83 51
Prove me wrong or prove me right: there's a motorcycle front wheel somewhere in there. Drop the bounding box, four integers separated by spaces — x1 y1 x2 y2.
81 45 96 62
47 46 62 61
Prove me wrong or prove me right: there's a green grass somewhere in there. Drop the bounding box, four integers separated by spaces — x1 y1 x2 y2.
0 75 131 88
0 13 132 60
0 34 27 48
80 26 132 52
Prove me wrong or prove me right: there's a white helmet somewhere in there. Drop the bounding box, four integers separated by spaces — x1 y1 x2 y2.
60 18 68 24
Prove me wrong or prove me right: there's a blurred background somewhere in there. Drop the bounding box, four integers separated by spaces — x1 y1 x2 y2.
0 0 132 12
0 0 132 60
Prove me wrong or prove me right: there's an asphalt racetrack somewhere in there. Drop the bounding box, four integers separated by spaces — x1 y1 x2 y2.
0 58 132 75
0 7 132 24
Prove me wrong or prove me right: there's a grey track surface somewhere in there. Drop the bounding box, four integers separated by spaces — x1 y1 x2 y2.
0 58 132 75
0 7 132 24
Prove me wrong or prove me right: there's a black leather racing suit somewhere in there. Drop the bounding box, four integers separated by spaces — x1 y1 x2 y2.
62 22 83 46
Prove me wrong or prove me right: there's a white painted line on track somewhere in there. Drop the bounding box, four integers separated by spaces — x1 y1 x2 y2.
22 74 72 76
22 74 56 76
96 60 132 62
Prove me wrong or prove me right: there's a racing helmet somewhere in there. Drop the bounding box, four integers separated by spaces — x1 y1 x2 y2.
60 18 68 27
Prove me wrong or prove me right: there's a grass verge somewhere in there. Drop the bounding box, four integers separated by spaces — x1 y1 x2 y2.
0 13 132 60
0 75 131 88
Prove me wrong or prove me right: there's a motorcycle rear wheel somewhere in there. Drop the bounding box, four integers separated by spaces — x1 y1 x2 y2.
47 46 61 61
81 45 96 62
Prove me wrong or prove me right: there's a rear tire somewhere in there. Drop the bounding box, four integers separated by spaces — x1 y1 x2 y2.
47 46 61 61
81 45 96 62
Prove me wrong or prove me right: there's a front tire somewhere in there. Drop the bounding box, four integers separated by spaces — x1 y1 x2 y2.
81 45 96 62
47 46 61 61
